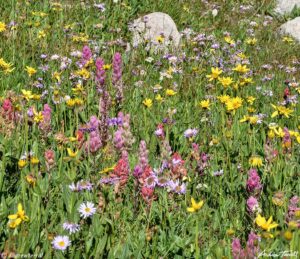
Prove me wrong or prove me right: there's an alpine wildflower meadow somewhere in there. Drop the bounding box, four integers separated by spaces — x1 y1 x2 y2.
0 0 300 258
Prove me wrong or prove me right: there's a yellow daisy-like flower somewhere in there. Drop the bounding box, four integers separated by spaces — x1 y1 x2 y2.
206 67 223 81
282 36 294 44
255 214 278 232
156 35 165 44
30 157 40 165
143 98 153 108
75 68 90 79
99 165 116 174
218 76 234 88
67 148 78 158
199 99 211 110
271 104 293 118
225 97 243 112
18 159 27 169
187 197 204 213
247 96 256 105
0 58 15 74
25 66 37 77
34 111 44 123
246 38 257 45
218 95 230 104
232 64 250 73
21 89 34 101
8 203 29 228
0 22 6 32
155 94 164 102
249 156 263 167
165 89 177 96
224 36 235 45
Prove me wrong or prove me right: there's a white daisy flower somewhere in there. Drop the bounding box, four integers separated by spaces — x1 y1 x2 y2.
52 235 71 251
78 202 96 219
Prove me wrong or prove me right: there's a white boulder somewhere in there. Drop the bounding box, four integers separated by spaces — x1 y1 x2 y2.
279 17 300 41
275 0 300 15
129 12 181 49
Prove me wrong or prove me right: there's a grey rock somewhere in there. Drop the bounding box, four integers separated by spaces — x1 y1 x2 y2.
275 0 300 15
129 12 181 49
279 17 300 41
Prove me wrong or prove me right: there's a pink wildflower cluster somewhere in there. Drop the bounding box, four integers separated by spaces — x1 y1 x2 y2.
39 104 52 135
246 169 262 214
113 112 135 152
232 232 260 259
286 196 300 228
84 116 102 154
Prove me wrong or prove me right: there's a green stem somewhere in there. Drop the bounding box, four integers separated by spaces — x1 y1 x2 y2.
195 217 199 259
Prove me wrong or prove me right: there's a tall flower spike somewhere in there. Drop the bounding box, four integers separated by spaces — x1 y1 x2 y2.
95 58 106 90
39 104 52 135
99 90 111 146
112 52 123 105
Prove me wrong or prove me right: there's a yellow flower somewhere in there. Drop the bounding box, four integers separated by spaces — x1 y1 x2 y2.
0 58 15 74
25 174 36 186
25 66 37 77
218 95 230 104
224 36 235 45
66 98 76 107
247 96 256 105
165 89 177 96
218 76 234 88
156 35 165 44
74 98 84 106
72 84 85 95
143 98 153 108
67 148 78 158
155 94 164 102
271 104 293 118
282 36 294 44
249 156 263 167
273 127 285 138
8 203 29 228
199 99 211 110
226 229 235 236
232 64 250 73
246 38 257 45
99 165 116 174
0 22 6 32
30 157 39 165
206 67 223 81
267 130 275 139
237 52 247 59
225 97 243 112
34 111 44 123
52 71 62 82
75 68 90 79
240 77 253 86
187 197 204 213
255 214 278 232
18 159 27 169
283 230 293 241
38 30 46 39
248 116 259 125
247 107 256 113
103 64 111 70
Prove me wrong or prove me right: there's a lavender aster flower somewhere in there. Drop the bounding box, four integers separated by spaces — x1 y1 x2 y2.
184 128 198 138
63 222 80 234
